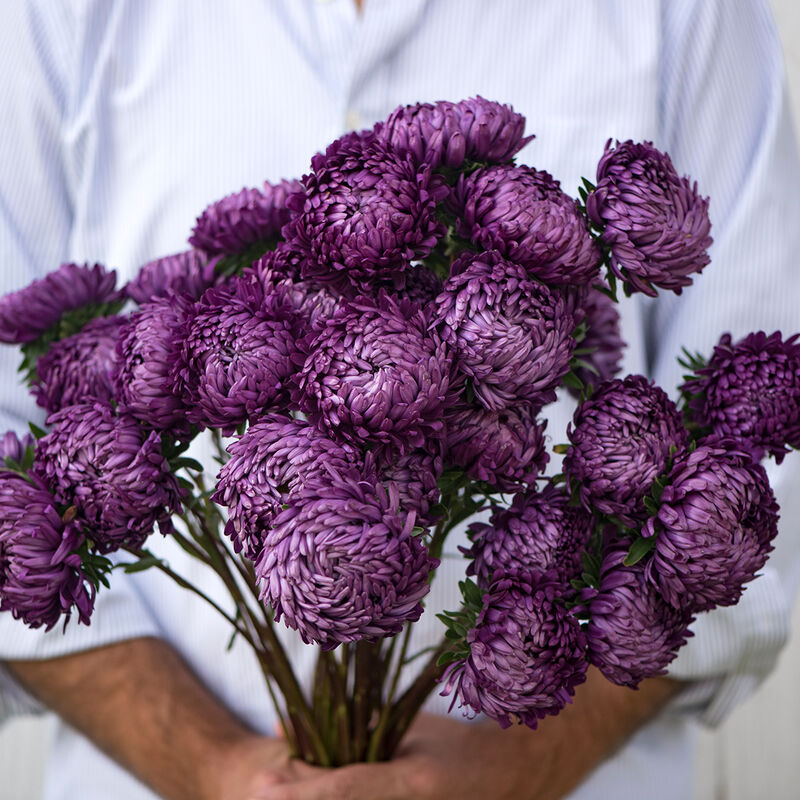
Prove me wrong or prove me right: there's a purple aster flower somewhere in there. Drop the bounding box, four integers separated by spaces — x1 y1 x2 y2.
444 400 549 491
586 140 712 296
570 284 624 397
451 165 600 285
369 445 443 528
681 331 800 463
256 472 436 649
377 97 533 170
434 251 577 410
642 442 780 612
466 484 594 588
0 263 121 344
0 431 34 466
126 250 218 304
114 294 195 435
440 572 587 729
177 272 302 433
32 315 126 414
294 292 454 452
213 414 362 560
564 375 689 527
34 402 183 553
285 130 444 291
248 255 342 336
585 548 693 687
384 264 443 311
0 470 95 630
189 179 301 257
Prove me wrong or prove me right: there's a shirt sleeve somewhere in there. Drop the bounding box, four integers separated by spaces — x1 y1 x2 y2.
653 0 800 725
0 2 162 725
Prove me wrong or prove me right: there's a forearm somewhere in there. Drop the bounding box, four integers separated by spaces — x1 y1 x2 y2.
511 667 683 800
5 636 285 800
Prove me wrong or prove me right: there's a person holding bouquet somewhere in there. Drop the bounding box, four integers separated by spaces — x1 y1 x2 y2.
0 2 799 799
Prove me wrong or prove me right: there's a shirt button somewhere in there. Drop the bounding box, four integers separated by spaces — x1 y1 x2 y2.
345 109 362 130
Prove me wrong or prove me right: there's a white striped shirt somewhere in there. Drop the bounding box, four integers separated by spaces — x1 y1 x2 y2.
0 1 799 798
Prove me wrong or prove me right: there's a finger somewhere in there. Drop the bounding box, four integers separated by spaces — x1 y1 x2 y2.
260 762 409 800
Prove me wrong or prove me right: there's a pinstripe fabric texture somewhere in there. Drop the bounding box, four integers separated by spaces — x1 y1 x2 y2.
0 1 799 797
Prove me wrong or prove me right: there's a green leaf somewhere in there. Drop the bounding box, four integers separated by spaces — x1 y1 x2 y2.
623 536 656 567
171 456 205 473
29 422 47 440
436 650 465 667
121 554 164 574
561 371 584 391
460 579 483 609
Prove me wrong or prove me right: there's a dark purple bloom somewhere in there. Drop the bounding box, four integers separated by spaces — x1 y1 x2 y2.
643 442 780 612
387 264 443 310
256 472 436 649
434 251 577 410
681 331 800 463
0 471 95 630
34 402 183 553
440 572 587 729
32 315 126 414
369 446 443 528
285 130 444 290
114 295 195 435
213 414 362 560
189 179 301 257
0 263 120 344
564 375 688 527
0 431 34 465
177 272 302 432
570 284 624 397
466 484 594 588
586 140 712 296
451 166 600 285
377 97 533 170
294 292 454 452
126 250 218 304
444 400 549 491
248 255 342 336
585 548 693 687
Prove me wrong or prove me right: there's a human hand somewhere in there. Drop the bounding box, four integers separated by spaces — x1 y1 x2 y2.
252 712 564 800
215 734 325 800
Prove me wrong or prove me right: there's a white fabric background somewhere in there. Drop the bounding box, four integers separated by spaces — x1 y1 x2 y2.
0 1 799 798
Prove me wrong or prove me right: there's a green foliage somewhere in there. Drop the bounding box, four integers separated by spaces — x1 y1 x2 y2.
623 535 656 567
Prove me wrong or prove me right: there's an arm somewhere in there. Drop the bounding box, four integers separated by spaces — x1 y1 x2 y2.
249 668 680 800
5 637 316 800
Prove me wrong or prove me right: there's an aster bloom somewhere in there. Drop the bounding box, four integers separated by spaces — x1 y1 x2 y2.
0 263 121 344
0 431 34 466
256 473 436 649
452 166 600 285
34 402 183 553
285 130 444 290
370 445 443 528
377 96 533 170
681 331 800 462
564 375 689 527
585 548 693 687
444 400 549 491
248 255 341 335
387 264 443 310
213 414 362 559
570 284 624 397
294 292 454 452
642 442 780 611
33 315 126 414
440 572 587 729
126 250 218 304
189 179 301 257
434 251 577 410
465 484 593 588
0 470 95 630
177 273 302 432
114 294 195 434
586 140 712 296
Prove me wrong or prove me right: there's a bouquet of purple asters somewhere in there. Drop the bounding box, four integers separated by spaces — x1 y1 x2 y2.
0 97 797 767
